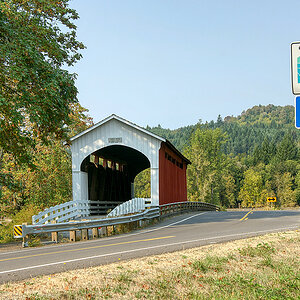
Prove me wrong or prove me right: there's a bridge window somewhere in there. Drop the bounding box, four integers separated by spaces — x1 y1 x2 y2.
90 154 96 163
165 151 184 169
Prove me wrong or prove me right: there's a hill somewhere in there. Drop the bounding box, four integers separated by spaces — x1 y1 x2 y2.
147 105 298 155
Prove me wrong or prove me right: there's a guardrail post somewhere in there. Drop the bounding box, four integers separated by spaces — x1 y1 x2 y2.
92 227 99 239
51 220 58 243
69 230 76 242
139 219 144 228
81 229 89 240
99 226 107 237
22 223 28 248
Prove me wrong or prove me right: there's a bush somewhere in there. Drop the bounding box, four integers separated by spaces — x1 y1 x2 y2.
0 204 40 244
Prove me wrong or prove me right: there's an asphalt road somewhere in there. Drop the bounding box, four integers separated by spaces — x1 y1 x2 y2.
0 210 299 283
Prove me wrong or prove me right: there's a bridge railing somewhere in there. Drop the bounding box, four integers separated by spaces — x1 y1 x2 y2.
24 200 219 242
32 199 219 225
32 200 90 225
32 200 125 225
23 207 160 239
107 198 151 217
160 201 220 216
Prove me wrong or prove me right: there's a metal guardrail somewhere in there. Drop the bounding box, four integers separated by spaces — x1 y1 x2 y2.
17 201 220 244
24 208 160 237
160 201 219 215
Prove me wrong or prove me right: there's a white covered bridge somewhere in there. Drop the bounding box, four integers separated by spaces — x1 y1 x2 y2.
32 114 190 224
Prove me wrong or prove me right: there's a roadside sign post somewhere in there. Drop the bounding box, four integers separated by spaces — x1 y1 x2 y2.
267 197 277 209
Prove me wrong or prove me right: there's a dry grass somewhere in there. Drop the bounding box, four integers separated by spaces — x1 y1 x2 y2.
0 230 299 299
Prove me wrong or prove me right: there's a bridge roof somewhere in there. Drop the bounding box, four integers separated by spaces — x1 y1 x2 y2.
69 114 190 164
69 114 166 143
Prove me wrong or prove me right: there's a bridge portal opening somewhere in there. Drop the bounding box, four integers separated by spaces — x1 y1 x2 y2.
134 168 151 198
80 145 150 214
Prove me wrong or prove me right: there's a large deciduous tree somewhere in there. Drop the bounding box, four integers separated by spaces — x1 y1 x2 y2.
0 0 84 165
0 102 93 214
185 128 228 205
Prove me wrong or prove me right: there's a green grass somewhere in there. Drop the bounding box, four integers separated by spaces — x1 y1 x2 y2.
238 241 275 257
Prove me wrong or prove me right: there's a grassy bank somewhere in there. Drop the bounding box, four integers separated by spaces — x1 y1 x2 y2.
0 230 299 299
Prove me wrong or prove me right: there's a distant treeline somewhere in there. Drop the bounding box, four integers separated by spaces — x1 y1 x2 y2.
136 105 300 208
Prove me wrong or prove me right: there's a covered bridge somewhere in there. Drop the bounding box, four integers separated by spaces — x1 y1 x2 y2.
69 114 190 213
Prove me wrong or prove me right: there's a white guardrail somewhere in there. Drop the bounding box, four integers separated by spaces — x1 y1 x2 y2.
32 200 89 225
107 198 151 217
19 201 219 240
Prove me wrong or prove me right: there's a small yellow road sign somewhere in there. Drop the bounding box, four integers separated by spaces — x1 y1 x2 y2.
267 197 277 203
14 225 23 238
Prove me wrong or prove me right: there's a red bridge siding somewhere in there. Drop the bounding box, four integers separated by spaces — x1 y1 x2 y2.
159 142 188 205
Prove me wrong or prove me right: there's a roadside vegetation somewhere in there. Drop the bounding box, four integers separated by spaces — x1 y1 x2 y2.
0 230 299 299
146 105 300 209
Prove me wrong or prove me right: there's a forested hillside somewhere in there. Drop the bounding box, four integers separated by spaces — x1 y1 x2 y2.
137 104 300 208
147 105 298 155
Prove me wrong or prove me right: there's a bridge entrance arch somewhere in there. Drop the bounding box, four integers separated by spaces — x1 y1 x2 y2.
80 145 150 212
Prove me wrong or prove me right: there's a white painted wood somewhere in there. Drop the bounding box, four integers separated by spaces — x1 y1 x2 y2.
70 114 165 144
107 198 151 217
32 200 90 225
70 115 163 206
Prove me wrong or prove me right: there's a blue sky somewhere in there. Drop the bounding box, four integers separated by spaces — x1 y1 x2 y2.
69 0 298 129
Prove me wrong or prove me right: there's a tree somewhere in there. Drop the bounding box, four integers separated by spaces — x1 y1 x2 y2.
134 168 151 198
0 103 93 214
0 0 84 165
238 168 263 207
185 128 228 204
275 133 298 162
274 172 296 207
220 173 236 207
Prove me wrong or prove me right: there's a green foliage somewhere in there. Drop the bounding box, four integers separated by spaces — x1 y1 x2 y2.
238 242 275 257
191 256 229 273
0 102 92 216
238 168 264 207
134 168 151 198
184 128 228 205
0 203 40 243
147 105 298 156
0 0 84 166
148 104 300 208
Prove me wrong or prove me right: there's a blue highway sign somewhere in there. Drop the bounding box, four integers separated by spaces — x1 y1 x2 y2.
295 96 300 128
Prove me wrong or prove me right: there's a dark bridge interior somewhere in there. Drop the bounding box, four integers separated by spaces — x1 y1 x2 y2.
80 145 150 213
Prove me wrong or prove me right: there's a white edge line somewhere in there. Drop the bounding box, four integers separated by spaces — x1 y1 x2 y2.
0 212 209 256
0 225 298 276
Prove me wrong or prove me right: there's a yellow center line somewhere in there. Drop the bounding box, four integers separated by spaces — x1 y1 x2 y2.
0 236 175 263
240 210 253 221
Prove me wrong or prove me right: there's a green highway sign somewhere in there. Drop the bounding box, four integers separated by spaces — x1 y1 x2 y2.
291 42 300 95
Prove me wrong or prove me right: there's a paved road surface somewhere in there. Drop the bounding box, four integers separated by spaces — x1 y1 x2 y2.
0 210 299 283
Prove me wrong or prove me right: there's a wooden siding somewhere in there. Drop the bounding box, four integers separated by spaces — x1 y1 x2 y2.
159 142 188 205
